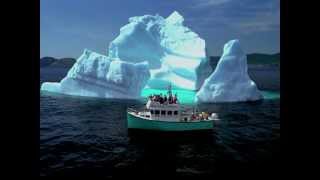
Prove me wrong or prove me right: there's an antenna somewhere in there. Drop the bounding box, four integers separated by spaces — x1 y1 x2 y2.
167 83 172 97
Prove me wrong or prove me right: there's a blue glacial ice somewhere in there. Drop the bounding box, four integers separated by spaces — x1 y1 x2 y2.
195 40 263 103
108 11 212 90
41 49 150 99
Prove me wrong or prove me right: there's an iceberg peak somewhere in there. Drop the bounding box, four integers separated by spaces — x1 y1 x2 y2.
195 39 263 103
223 39 244 56
166 11 184 25
83 48 92 56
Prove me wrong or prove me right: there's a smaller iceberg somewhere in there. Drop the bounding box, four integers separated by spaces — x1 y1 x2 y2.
195 40 263 103
41 49 150 99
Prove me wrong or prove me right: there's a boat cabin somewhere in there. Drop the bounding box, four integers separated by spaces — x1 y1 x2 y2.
142 99 181 121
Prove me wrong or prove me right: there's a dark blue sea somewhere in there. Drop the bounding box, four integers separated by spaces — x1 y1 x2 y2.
40 67 280 177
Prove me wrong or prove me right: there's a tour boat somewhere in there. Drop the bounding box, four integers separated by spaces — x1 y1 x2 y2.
127 86 218 131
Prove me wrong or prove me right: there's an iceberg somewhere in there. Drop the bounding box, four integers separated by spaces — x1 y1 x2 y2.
108 11 212 90
41 12 261 102
195 40 263 103
41 49 150 99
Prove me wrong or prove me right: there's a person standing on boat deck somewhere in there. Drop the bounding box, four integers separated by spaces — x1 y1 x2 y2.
167 83 173 103
173 93 178 104
168 95 172 104
158 94 162 104
159 93 163 104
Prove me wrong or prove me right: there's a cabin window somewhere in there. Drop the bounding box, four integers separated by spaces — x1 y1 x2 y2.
150 110 154 114
184 117 188 121
146 115 150 118
168 111 172 115
174 111 178 115
155 110 160 115
161 110 166 115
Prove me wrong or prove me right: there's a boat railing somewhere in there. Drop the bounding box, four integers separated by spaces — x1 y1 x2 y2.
127 108 139 113
127 107 149 114
148 101 179 108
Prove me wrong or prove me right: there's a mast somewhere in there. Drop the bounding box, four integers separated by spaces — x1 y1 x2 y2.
167 83 172 97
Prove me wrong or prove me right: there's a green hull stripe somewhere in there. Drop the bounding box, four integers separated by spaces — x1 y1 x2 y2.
127 113 213 131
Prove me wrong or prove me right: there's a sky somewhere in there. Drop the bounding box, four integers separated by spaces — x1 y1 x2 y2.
40 0 280 58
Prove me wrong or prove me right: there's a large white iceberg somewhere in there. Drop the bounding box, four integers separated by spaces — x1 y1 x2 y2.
195 40 263 103
41 49 150 99
108 11 212 90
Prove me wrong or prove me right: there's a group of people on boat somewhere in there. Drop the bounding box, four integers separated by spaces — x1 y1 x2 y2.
147 84 179 104
148 93 178 104
190 112 210 120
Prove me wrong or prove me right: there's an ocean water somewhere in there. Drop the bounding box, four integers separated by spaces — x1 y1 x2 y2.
40 67 280 177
